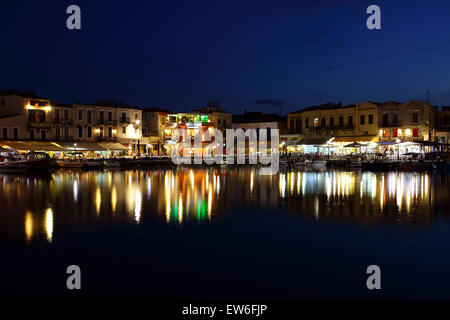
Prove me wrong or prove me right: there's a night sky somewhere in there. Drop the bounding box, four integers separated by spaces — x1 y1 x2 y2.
1 0 450 113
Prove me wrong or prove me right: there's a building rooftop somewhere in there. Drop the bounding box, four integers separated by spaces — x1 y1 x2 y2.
0 89 49 100
232 112 285 123
289 102 350 114
382 100 403 105
142 107 173 114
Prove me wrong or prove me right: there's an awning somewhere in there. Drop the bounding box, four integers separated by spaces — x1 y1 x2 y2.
98 142 128 150
343 142 363 148
376 141 397 145
332 136 377 143
1 141 63 151
297 136 332 145
420 141 450 147
56 142 107 151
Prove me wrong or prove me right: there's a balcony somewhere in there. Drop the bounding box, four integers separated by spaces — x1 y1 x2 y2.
119 117 131 124
28 121 52 129
381 122 400 128
53 118 73 125
309 124 354 131
54 136 74 142
95 136 118 142
96 119 118 125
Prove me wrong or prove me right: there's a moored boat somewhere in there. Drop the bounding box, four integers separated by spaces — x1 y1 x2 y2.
20 152 55 171
432 161 450 170
362 160 397 171
57 159 85 168
307 160 327 169
104 160 120 168
84 160 104 169
0 162 27 173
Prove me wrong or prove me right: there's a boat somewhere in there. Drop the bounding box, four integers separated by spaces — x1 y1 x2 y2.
362 160 397 171
432 161 450 170
307 160 327 169
398 160 433 172
104 160 120 168
294 159 310 167
0 162 27 173
327 159 351 168
20 152 55 171
279 160 289 169
84 159 104 169
350 161 362 168
57 159 85 168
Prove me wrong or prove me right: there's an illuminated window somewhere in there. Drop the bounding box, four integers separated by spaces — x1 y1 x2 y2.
392 128 398 137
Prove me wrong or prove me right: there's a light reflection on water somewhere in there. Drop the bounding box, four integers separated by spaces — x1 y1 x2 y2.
0 168 448 245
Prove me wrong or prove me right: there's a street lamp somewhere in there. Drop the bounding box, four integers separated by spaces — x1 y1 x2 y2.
74 143 77 153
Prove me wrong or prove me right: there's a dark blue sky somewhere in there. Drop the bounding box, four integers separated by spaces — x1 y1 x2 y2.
1 0 450 113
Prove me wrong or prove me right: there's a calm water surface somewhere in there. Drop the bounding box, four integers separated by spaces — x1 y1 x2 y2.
1 167 450 299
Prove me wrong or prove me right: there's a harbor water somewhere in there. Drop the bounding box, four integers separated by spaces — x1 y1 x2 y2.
1 167 450 299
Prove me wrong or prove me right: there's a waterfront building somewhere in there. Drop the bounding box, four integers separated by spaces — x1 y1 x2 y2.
0 90 143 156
142 107 172 155
377 99 436 143
286 102 379 154
163 102 232 156
0 90 53 141
435 106 450 144
232 111 286 154
70 103 143 153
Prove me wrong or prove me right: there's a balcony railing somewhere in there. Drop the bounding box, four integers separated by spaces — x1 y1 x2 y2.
381 122 400 127
119 117 131 124
96 119 118 125
28 121 52 128
53 118 73 125
309 124 354 131
54 136 74 142
95 136 118 142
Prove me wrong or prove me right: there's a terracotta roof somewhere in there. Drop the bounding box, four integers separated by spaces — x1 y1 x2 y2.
289 102 352 114
0 90 49 100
